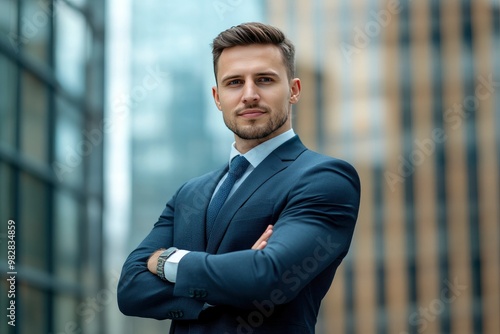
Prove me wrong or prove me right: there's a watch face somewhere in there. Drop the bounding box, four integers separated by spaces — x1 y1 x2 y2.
161 250 171 257
156 248 178 281
161 247 178 259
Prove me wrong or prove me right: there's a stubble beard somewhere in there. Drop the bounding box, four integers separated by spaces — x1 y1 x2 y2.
225 106 289 140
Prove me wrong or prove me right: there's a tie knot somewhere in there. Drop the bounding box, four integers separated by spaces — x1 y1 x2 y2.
229 155 249 178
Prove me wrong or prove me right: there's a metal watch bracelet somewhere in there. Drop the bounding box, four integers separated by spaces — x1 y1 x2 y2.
156 247 178 281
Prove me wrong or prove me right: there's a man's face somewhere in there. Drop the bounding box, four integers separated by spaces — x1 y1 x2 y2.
212 44 301 152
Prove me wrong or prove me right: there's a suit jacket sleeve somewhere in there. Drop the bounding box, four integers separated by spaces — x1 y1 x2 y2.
117 185 205 320
173 159 361 308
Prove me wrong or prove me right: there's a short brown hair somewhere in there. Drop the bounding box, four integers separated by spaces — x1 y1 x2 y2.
211 22 296 83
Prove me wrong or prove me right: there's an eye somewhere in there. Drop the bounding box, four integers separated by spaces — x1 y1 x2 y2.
227 79 243 86
257 77 273 83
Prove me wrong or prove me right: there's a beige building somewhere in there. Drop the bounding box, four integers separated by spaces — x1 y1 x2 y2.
266 1 499 333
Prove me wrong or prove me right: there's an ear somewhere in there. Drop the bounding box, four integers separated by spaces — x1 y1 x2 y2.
289 78 301 104
212 86 222 111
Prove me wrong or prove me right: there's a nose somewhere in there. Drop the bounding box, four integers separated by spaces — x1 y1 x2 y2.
242 82 260 104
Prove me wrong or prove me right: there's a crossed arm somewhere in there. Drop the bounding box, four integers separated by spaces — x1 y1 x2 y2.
146 224 274 275
118 223 276 319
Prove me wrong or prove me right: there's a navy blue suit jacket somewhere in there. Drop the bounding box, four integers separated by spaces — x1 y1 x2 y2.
118 136 361 333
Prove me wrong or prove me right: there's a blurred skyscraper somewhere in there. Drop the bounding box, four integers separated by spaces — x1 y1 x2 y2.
1 0 106 333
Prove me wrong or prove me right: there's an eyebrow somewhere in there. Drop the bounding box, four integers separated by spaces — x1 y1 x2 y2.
255 71 280 77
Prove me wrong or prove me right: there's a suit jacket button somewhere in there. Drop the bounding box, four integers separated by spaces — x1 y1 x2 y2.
189 288 207 299
168 310 184 319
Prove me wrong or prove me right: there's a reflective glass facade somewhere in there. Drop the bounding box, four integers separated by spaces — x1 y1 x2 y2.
0 0 106 333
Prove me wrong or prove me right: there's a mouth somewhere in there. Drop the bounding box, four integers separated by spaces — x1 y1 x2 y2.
238 109 267 118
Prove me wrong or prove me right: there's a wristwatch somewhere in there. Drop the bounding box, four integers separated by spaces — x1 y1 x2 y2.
156 247 178 281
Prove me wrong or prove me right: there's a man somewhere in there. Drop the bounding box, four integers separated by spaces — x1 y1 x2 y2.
118 22 361 334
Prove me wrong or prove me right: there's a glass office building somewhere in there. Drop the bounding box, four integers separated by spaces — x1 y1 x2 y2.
0 0 106 333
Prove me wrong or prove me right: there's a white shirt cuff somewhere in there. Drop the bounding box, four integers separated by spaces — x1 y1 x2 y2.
163 249 190 283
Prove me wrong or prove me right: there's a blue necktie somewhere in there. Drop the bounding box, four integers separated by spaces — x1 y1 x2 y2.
206 155 250 237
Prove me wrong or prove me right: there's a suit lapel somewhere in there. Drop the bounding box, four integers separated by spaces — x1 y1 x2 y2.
180 167 227 251
206 136 307 254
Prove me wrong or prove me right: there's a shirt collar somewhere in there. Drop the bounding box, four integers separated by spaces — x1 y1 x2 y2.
229 129 296 168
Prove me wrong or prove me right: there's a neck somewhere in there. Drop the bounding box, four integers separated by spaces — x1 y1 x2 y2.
234 127 292 154
234 138 267 154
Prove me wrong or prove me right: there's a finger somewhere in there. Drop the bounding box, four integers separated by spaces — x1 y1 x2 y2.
255 227 272 246
254 241 267 250
261 224 273 237
251 226 273 250
251 238 263 250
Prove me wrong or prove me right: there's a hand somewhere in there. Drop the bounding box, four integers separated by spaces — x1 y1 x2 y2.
147 249 165 274
251 225 273 250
